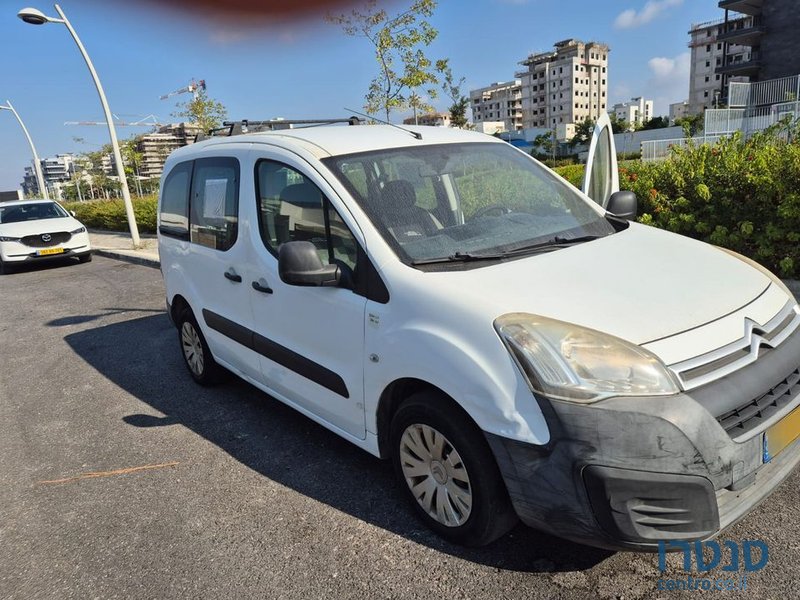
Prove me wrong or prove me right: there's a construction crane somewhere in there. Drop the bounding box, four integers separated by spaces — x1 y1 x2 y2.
160 79 206 101
64 114 163 127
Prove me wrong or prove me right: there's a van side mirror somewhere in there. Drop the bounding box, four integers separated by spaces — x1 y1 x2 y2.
278 241 341 287
606 191 637 220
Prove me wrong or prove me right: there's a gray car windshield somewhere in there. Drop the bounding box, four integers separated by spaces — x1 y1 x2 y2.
0 202 69 224
322 142 615 266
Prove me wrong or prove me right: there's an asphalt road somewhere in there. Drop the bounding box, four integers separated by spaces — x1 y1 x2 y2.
1 255 799 600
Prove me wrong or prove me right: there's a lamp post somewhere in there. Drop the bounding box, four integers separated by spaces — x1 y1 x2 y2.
18 4 140 248
0 100 48 199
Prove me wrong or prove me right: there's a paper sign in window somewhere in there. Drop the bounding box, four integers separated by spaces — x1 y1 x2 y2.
203 179 228 219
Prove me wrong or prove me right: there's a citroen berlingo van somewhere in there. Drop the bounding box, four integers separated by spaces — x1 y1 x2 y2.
158 115 800 550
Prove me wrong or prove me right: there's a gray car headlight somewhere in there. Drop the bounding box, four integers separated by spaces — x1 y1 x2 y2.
495 313 680 403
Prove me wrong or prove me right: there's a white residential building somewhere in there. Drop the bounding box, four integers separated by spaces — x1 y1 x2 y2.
669 100 691 124
516 39 610 132
612 97 654 128
688 17 753 114
402 112 452 127
469 80 523 132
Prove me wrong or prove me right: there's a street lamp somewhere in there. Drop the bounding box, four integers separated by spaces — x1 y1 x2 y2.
18 4 140 248
0 100 48 199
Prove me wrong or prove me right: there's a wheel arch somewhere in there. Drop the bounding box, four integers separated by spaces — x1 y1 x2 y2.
376 378 479 459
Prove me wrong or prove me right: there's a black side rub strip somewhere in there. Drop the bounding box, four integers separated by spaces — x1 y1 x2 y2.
202 309 350 398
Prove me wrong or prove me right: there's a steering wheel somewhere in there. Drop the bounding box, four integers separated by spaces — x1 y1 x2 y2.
470 204 513 220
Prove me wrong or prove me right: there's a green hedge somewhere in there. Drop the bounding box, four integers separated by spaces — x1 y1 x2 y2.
623 124 800 277
62 196 158 234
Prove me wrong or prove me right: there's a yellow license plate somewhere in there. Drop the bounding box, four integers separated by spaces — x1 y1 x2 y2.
765 405 800 461
37 247 64 256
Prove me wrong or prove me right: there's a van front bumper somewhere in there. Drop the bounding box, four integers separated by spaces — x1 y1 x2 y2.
486 324 800 551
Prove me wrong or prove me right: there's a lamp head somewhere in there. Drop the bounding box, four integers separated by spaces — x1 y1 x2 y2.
17 7 50 25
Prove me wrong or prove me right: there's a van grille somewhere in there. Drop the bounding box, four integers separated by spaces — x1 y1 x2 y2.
716 367 800 438
670 301 800 391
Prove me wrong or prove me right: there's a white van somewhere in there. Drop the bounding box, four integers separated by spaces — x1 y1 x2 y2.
158 117 800 550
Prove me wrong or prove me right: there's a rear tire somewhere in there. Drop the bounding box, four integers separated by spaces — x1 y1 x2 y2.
176 308 225 385
390 392 518 546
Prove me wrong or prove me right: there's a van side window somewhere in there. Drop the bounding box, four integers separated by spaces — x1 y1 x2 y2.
255 160 357 271
159 161 192 237
190 157 239 251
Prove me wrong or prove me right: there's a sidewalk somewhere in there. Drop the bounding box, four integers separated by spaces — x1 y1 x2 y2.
88 229 160 268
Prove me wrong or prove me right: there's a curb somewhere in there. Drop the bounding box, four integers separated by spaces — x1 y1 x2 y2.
93 248 160 269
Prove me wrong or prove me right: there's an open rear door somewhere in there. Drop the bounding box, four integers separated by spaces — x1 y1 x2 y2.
582 112 619 209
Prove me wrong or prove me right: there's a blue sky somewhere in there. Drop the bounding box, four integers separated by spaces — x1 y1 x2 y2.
0 0 720 190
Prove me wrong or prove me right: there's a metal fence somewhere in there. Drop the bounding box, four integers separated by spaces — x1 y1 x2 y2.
641 136 723 162
729 76 800 108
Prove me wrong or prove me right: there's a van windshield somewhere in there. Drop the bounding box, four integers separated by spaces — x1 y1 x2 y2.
322 142 615 266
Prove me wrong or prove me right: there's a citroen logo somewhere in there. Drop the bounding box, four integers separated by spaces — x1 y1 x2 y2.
41 233 51 243
744 317 772 358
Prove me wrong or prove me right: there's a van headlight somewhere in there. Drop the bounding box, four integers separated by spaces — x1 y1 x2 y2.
495 313 680 403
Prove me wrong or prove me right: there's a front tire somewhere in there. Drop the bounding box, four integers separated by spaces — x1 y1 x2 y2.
78 253 92 263
176 308 225 385
390 392 518 546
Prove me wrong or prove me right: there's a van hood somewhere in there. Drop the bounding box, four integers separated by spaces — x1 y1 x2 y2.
0 217 83 237
430 224 782 355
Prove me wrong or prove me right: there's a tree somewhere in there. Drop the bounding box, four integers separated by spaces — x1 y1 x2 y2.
438 60 469 128
641 116 670 130
675 113 704 136
532 132 554 158
173 88 227 132
328 0 441 122
608 112 629 134
569 118 595 148
121 138 145 197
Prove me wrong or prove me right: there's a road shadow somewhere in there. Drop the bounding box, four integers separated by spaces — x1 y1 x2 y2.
1 256 85 276
64 313 613 573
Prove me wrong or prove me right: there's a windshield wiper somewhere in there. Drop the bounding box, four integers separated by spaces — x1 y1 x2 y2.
411 234 607 265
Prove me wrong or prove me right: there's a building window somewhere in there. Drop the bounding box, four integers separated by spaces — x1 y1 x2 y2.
716 74 721 80
706 44 711 52
706 61 710 67
575 65 579 71
559 66 563 73
705 76 710 82
717 43 722 50
602 67 606 73
575 77 579 83
602 79 606 85
704 91 709 97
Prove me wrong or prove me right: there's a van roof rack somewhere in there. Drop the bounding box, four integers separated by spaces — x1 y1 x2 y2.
194 116 363 142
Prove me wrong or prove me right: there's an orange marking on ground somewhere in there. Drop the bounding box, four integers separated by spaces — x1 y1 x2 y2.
38 461 180 485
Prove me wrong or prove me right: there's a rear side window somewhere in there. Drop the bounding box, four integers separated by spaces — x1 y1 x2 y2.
190 157 240 251
159 161 192 237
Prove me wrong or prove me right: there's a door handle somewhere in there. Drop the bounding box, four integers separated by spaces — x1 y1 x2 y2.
252 279 273 294
224 270 242 283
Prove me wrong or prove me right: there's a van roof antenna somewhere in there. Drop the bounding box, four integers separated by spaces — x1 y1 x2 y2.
344 108 422 140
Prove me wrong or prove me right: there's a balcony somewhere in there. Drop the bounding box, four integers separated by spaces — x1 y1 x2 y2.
717 17 764 46
716 52 761 77
718 0 763 16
